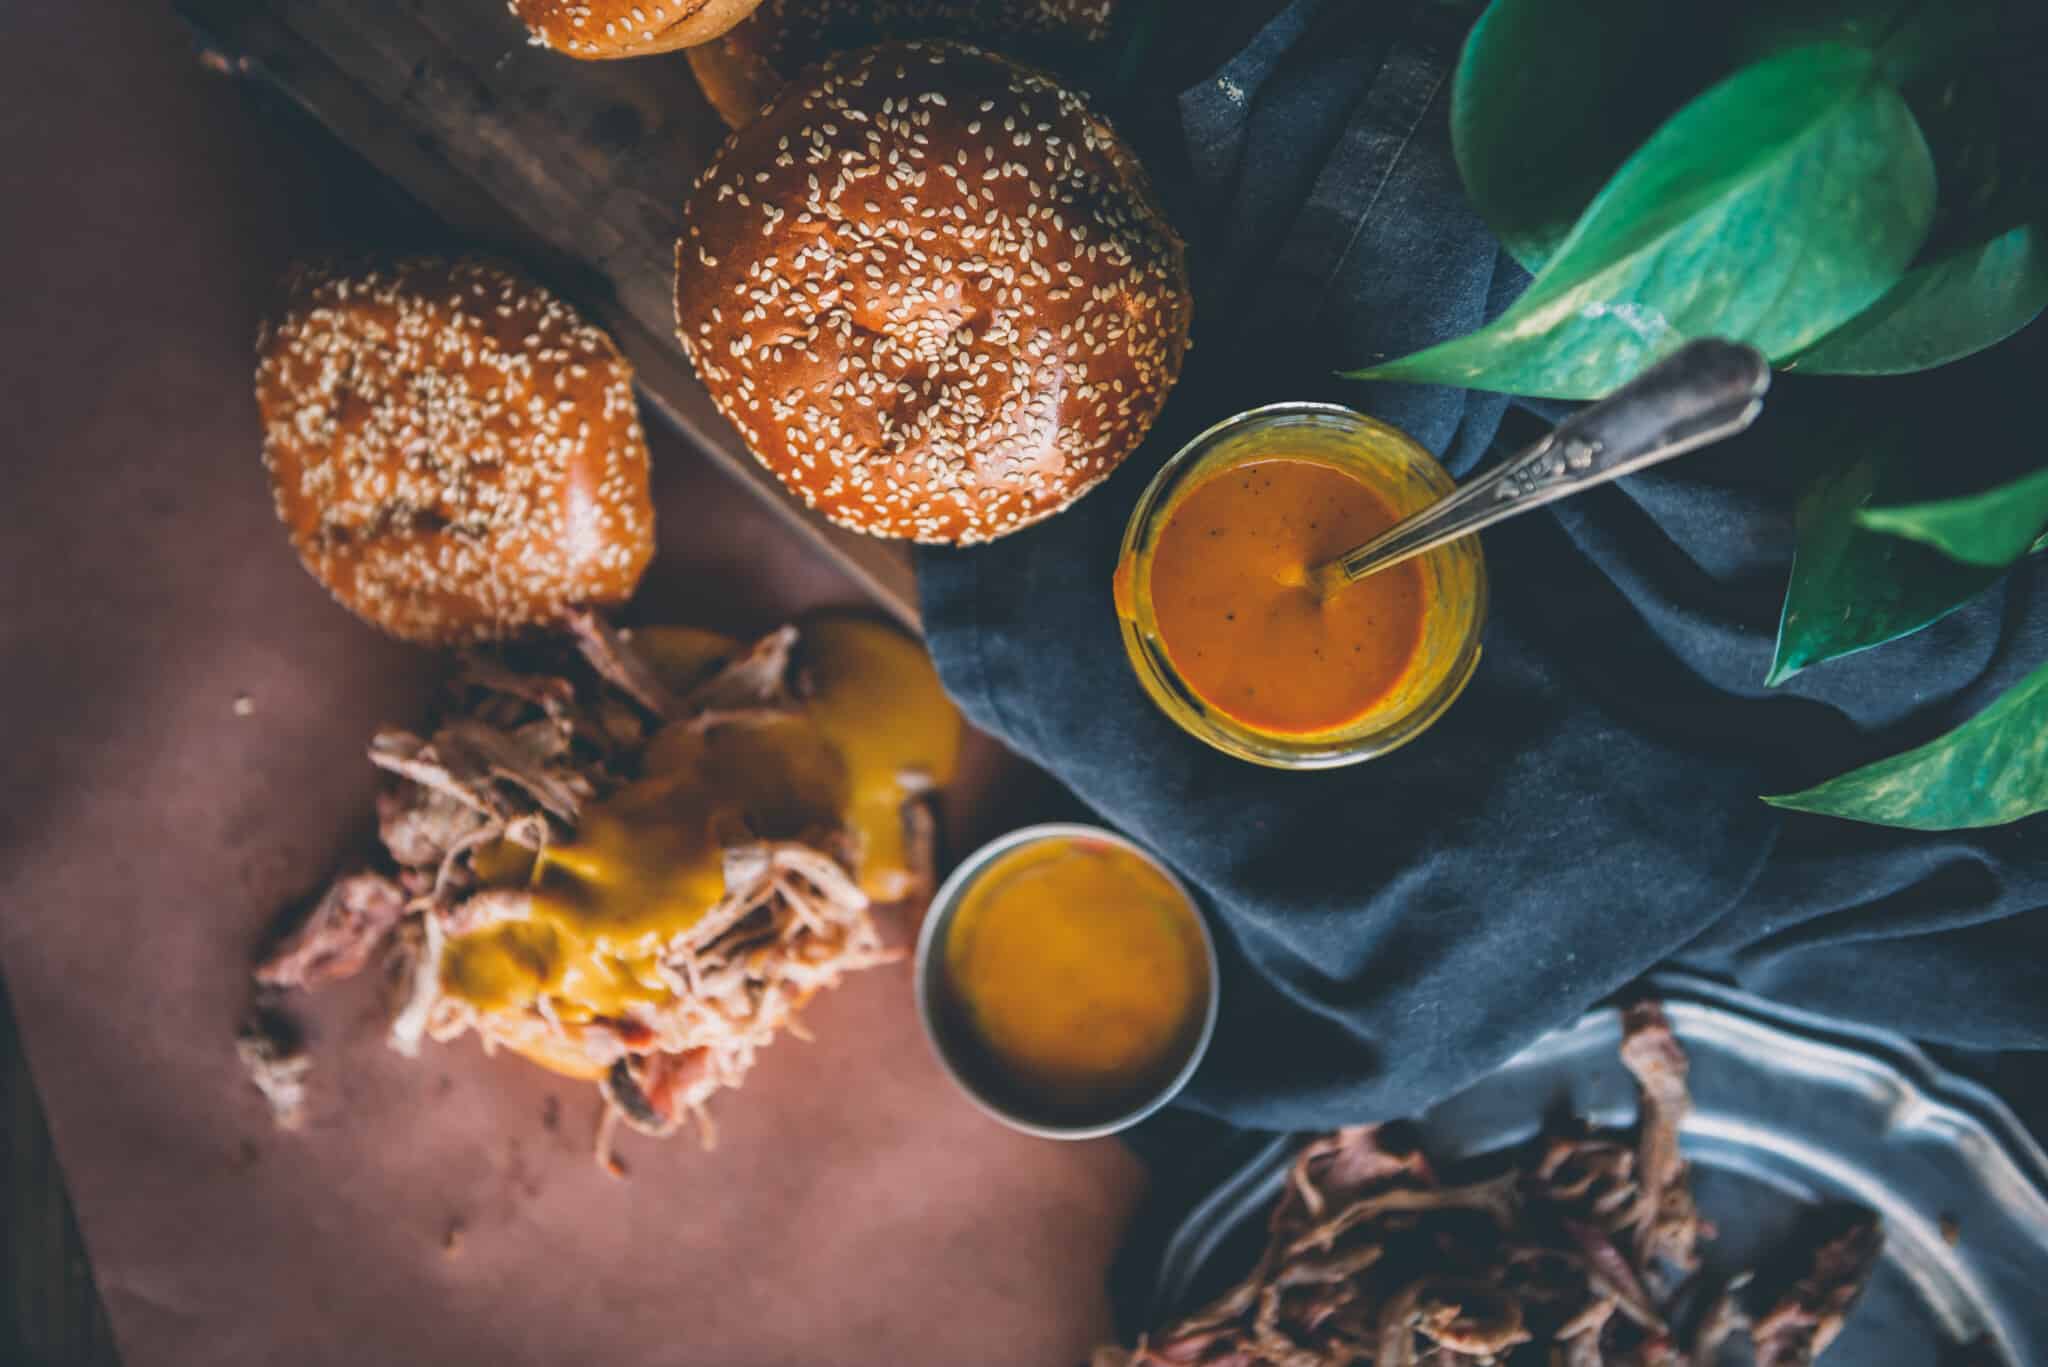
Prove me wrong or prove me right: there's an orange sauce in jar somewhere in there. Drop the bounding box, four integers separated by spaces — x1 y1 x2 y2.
1146 457 1427 736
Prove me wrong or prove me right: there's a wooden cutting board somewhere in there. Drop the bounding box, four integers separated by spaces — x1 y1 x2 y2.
175 0 922 626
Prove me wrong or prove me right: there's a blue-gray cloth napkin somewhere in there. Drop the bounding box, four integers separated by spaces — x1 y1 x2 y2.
915 0 2048 1134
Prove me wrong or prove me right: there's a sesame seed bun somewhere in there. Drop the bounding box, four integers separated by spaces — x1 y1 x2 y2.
686 0 1119 129
256 258 656 645
507 0 767 58
674 41 1191 545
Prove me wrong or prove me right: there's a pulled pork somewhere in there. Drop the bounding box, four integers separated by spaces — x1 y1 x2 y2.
236 1004 312 1131
1098 1002 1895 1367
1750 1215 1883 1367
253 872 408 991
242 617 899 1169
1617 1001 1708 1291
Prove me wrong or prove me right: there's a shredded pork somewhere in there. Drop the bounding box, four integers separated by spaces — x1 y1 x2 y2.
1099 1002 1893 1367
566 607 688 720
243 617 902 1168
1618 1001 1709 1290
1750 1215 1883 1367
235 1006 311 1131
253 872 408 991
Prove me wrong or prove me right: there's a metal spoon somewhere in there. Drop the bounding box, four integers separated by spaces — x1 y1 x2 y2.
1316 339 1771 593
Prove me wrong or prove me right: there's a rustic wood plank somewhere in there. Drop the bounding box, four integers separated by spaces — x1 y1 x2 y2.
176 0 922 626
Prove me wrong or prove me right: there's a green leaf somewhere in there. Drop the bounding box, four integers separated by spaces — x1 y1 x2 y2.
1790 223 2048 375
1735 0 1994 86
1856 464 2048 567
1790 46 2048 379
1732 0 1900 54
1351 44 1935 401
1450 0 1728 274
1767 441 2002 685
1789 39 2048 376
1765 656 2048 829
1449 0 1941 277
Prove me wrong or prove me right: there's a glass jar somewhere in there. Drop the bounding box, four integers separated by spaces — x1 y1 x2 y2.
1113 402 1487 769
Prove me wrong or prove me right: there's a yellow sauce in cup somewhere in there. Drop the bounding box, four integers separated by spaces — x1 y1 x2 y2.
942 834 1211 1116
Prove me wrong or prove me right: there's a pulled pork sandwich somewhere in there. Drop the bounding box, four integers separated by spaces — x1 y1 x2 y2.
1099 1003 1892 1367
675 41 1192 544
687 0 1120 128
244 610 960 1169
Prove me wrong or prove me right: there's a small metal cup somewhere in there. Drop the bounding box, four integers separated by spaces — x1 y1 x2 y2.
913 823 1220 1140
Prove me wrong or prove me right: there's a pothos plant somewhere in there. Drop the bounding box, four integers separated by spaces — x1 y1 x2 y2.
1351 0 2048 831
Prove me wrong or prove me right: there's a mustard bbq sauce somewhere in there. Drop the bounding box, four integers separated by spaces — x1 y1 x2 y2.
942 837 1209 1113
1146 457 1428 736
798 616 962 901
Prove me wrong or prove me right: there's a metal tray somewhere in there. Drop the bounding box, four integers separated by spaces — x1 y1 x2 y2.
1144 975 2048 1365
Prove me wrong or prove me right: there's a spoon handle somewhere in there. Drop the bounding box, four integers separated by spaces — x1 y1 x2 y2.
1326 339 1771 589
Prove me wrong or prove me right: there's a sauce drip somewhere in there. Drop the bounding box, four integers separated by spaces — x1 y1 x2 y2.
440 753 741 1030
1147 457 1426 736
439 617 962 1056
944 838 1208 1112
800 617 962 901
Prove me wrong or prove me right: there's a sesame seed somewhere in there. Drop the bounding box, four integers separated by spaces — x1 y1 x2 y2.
671 40 1189 544
257 257 654 643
